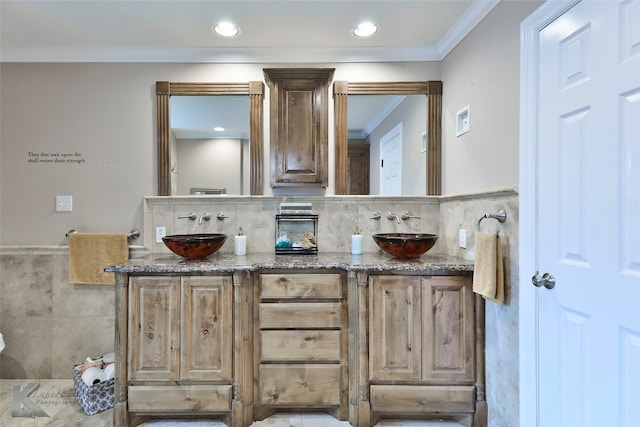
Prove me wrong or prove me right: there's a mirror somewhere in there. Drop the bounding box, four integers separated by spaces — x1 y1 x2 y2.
171 95 249 195
334 81 442 195
156 81 264 196
348 94 426 195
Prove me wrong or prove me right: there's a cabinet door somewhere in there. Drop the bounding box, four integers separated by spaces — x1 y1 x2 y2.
422 276 474 383
369 275 422 381
181 276 233 381
264 68 334 187
129 276 180 382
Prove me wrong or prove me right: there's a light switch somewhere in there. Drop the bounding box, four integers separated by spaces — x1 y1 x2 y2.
56 195 73 212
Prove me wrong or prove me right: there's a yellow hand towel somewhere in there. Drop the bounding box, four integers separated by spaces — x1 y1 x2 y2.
472 232 505 304
69 233 129 285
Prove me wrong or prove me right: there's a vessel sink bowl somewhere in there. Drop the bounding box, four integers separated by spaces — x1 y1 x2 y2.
162 234 227 259
372 233 438 259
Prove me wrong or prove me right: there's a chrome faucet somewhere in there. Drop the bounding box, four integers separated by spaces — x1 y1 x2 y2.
401 211 421 221
178 212 196 221
387 212 401 224
198 213 211 225
370 211 381 220
216 212 229 220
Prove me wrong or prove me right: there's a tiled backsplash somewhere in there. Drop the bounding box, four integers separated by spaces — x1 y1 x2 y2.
144 195 441 255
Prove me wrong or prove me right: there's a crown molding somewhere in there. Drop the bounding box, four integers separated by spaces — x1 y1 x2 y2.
436 0 501 59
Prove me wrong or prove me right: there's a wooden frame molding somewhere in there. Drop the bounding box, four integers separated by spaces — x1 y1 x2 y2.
156 81 265 196
333 81 442 195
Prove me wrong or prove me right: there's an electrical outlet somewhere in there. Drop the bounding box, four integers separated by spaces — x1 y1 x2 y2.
459 229 467 249
56 195 73 212
155 227 167 243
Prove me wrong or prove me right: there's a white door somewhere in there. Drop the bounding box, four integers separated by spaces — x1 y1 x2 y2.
521 0 640 426
380 123 402 195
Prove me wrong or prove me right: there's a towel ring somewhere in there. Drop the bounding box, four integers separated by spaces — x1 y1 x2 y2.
477 210 507 232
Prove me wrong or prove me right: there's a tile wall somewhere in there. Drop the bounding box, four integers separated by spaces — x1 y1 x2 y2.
143 196 441 255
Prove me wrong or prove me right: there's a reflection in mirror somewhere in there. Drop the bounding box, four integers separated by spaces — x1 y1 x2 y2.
156 81 264 196
348 95 426 195
334 81 442 196
171 96 250 195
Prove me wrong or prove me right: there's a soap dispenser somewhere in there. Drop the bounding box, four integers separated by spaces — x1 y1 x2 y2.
234 227 247 256
351 228 363 255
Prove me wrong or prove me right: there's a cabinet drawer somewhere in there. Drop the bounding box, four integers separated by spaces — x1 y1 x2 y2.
260 274 342 299
260 330 341 362
370 385 475 413
128 385 231 413
259 364 341 406
259 302 342 329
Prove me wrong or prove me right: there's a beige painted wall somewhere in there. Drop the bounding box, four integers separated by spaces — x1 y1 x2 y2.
0 62 439 245
441 0 543 195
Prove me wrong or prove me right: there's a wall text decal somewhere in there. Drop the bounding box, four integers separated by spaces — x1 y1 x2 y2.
27 151 86 165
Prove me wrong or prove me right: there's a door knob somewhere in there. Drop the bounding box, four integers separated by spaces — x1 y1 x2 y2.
531 272 556 289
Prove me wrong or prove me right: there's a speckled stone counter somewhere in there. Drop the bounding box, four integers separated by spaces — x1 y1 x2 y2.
105 251 473 274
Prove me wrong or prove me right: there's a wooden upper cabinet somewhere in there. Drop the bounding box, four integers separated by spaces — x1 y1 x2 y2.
264 68 334 188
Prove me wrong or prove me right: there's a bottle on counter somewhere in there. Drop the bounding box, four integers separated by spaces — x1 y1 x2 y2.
234 227 247 256
351 228 363 255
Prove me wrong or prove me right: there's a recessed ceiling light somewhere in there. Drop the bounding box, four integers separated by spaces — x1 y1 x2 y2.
353 22 378 38
213 22 239 38
214 126 225 132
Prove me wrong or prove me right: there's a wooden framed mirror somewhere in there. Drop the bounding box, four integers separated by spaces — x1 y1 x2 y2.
333 81 442 195
156 81 264 196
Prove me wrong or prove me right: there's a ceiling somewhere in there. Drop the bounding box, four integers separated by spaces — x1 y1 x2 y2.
0 0 500 63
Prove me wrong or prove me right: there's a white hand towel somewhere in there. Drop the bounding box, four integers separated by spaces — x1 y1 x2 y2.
472 232 505 304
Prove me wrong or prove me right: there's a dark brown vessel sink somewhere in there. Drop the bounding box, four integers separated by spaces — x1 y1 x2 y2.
162 234 227 259
372 233 438 259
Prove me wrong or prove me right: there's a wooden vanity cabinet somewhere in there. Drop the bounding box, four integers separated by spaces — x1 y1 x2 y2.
121 274 245 426
254 271 348 421
264 68 334 188
357 273 484 427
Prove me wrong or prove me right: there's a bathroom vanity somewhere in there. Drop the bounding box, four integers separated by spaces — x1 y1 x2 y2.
107 253 484 427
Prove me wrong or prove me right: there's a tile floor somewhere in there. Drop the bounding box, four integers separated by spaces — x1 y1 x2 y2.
0 380 462 427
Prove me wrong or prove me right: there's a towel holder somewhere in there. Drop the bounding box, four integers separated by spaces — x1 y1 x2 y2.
477 210 507 232
66 229 140 240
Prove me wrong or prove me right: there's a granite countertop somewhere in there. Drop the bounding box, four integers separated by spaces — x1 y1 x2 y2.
105 252 473 274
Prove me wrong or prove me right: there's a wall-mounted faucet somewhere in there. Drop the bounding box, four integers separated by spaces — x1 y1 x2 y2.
387 212 401 224
401 211 421 221
178 212 196 221
198 213 211 225
370 211 381 220
216 212 229 220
